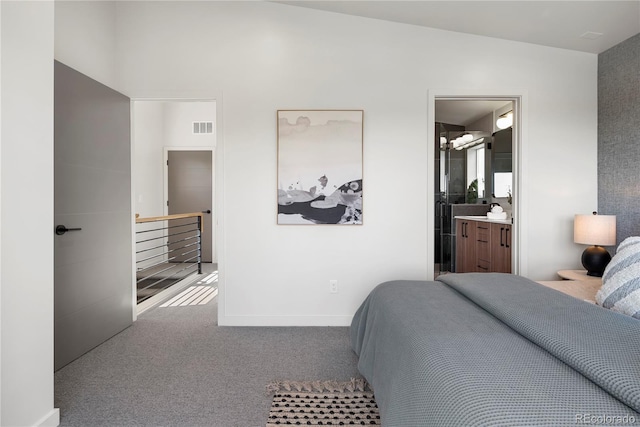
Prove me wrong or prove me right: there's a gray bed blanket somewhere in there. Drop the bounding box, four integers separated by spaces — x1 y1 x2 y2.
350 273 640 426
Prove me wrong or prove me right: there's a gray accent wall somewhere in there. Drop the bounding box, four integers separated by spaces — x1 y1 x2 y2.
598 33 640 245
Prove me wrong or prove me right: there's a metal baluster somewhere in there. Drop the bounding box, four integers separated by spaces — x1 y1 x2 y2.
197 215 202 275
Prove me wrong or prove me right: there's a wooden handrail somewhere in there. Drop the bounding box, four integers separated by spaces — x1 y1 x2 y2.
135 212 204 231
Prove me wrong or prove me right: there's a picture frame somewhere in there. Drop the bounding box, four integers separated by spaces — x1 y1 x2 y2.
277 110 363 225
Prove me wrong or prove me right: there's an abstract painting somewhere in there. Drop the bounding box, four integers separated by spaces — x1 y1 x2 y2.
277 110 363 225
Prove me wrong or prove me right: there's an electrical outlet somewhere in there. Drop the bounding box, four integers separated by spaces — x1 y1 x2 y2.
329 279 338 293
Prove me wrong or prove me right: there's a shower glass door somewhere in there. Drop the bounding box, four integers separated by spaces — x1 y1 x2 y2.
435 127 461 276
435 127 476 276
435 135 452 276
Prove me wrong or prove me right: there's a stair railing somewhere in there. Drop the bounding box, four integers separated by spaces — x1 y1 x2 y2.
135 212 203 303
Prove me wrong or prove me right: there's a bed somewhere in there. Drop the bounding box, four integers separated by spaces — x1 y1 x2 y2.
350 273 640 426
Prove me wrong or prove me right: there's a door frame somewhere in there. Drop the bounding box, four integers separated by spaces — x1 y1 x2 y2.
427 89 528 279
163 146 215 263
130 95 224 322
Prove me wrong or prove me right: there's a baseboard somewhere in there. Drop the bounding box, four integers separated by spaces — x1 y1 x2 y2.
35 408 60 427
218 314 353 327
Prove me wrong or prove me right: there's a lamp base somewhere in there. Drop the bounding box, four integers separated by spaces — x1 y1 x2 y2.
581 245 612 277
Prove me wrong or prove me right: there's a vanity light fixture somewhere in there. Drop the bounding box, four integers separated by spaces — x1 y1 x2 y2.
454 137 485 151
450 133 473 147
496 111 513 129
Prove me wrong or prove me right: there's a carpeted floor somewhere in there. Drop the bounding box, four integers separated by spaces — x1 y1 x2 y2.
54 295 361 426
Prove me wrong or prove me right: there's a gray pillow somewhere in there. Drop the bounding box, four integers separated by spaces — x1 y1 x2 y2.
596 236 640 319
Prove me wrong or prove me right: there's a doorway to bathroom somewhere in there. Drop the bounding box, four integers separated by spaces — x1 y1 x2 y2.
434 99 515 276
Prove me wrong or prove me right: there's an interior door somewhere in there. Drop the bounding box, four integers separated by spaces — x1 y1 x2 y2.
167 150 213 262
54 61 132 370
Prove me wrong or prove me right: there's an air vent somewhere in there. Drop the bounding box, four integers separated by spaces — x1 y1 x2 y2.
193 121 214 134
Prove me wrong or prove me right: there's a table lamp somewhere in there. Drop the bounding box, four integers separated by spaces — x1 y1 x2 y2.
574 212 616 277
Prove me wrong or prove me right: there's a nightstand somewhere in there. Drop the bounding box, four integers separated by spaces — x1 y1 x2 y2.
536 270 602 303
557 269 603 283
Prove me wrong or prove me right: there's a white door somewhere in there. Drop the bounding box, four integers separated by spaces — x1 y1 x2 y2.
54 61 133 370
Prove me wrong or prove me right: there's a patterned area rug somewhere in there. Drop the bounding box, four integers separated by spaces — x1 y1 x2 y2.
266 380 380 426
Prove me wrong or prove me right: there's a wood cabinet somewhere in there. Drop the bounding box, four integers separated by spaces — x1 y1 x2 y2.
456 218 511 274
475 223 491 272
490 222 512 273
455 219 476 273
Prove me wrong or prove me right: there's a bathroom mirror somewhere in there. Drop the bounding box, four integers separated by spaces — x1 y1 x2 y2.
491 127 512 199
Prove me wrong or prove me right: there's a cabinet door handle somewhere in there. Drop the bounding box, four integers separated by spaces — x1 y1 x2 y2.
500 227 505 247
505 227 510 248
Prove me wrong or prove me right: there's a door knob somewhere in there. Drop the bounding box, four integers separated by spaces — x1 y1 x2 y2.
55 225 82 235
202 210 211 214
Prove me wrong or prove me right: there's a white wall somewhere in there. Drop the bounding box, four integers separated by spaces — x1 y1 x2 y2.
163 102 217 150
1 2 59 426
133 101 165 218
54 0 118 89
113 1 598 326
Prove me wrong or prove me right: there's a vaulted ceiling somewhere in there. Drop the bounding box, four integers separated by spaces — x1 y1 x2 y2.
277 1 640 54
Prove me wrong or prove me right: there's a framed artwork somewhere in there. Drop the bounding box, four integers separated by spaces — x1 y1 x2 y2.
277 110 363 225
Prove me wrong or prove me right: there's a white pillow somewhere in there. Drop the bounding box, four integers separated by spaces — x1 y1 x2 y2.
595 236 640 319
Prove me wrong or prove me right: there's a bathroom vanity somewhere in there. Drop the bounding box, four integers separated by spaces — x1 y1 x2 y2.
455 216 512 273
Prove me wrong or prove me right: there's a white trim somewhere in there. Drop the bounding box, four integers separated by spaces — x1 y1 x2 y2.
34 408 60 427
0 4 3 412
427 89 529 278
130 102 138 322
513 93 528 277
214 99 225 327
219 315 354 327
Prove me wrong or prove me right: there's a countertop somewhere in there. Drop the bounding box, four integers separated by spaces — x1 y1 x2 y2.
454 215 512 225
